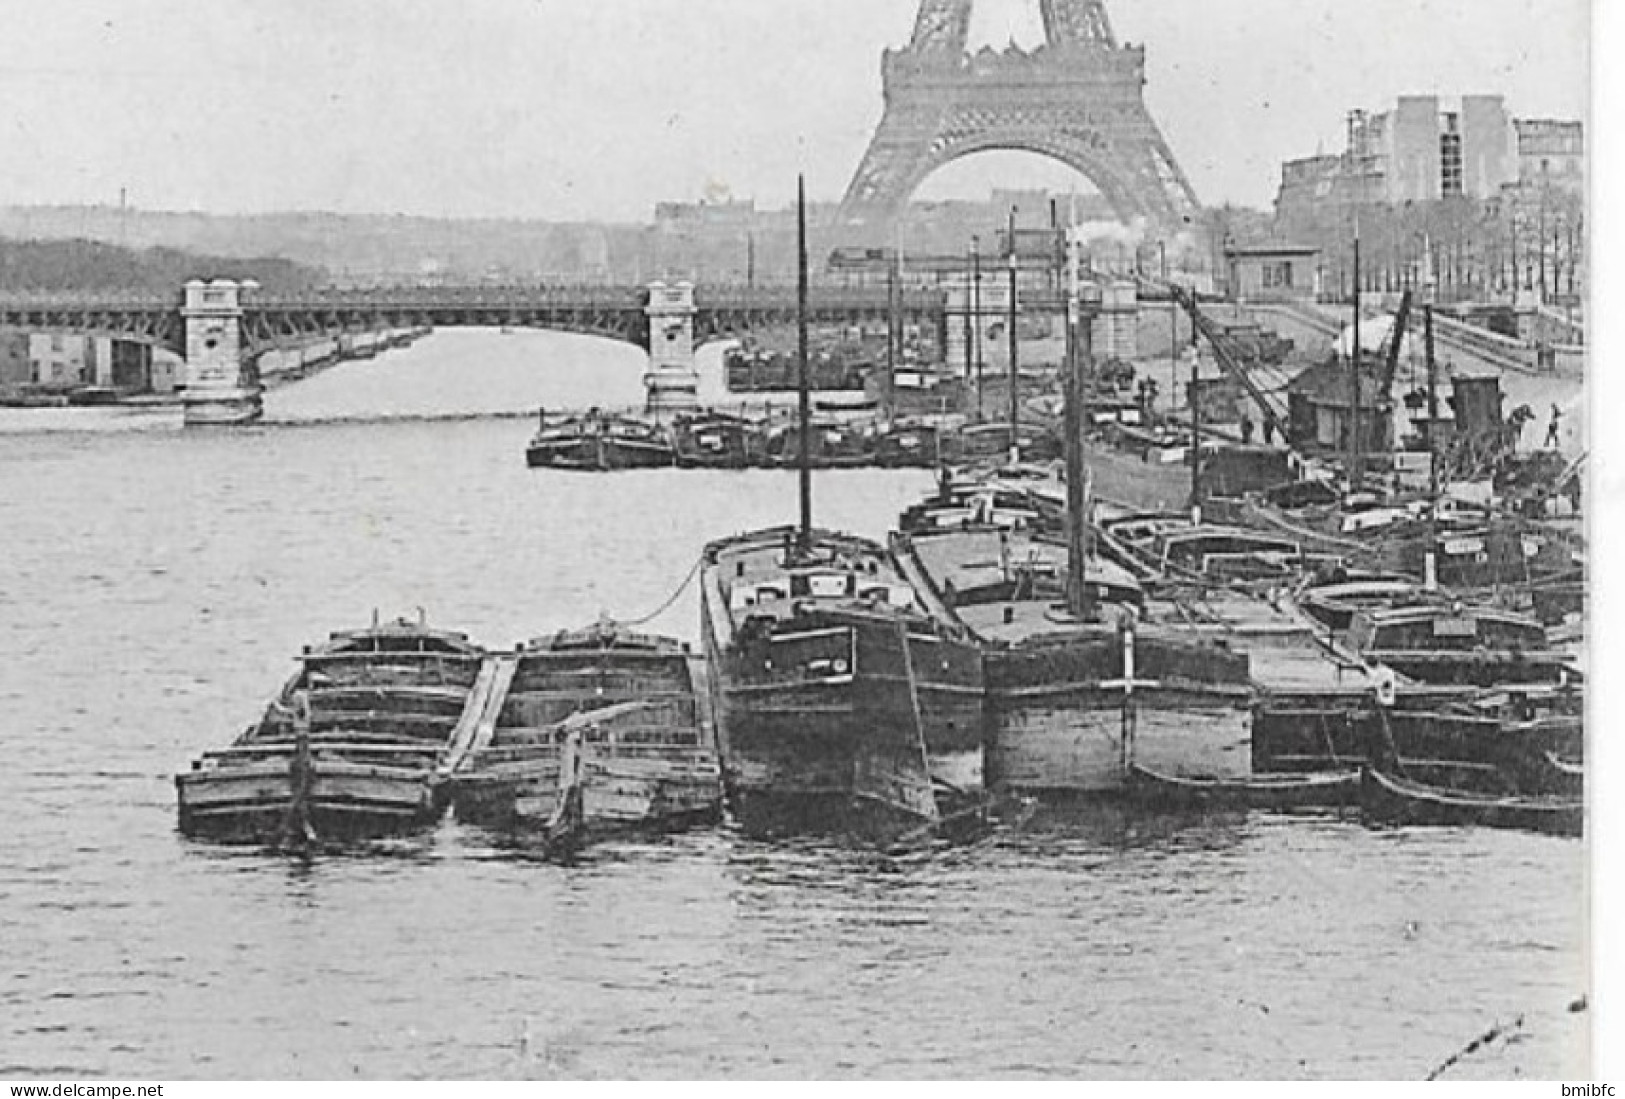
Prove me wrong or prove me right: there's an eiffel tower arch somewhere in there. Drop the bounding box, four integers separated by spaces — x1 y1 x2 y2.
838 0 1202 246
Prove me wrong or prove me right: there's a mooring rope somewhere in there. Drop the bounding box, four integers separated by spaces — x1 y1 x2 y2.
622 554 704 627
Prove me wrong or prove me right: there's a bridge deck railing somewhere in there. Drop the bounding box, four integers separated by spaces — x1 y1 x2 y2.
0 291 178 308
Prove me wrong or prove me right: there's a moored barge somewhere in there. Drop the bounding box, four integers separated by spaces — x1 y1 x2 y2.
176 617 493 845
673 411 767 469
698 179 986 841
449 621 721 836
527 407 675 470
700 525 984 837
893 511 1257 797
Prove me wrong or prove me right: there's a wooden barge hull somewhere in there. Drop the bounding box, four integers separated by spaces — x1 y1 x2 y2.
674 418 764 468
703 608 982 835
527 438 599 470
450 631 722 835
712 668 952 836
596 436 676 470
1253 703 1582 793
455 752 721 832
1126 763 1358 811
515 756 720 830
1351 650 1578 688
988 681 1252 794
1359 767 1583 838
176 758 444 843
175 619 493 845
983 631 1253 795
527 435 675 471
699 523 986 836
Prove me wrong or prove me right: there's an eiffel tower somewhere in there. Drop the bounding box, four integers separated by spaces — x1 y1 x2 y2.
838 0 1201 243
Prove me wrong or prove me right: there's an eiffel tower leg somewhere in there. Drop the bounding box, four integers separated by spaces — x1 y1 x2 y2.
1104 120 1203 240
838 107 944 238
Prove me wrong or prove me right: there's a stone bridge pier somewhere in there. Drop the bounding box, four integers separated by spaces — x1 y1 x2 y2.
181 278 264 426
642 280 700 421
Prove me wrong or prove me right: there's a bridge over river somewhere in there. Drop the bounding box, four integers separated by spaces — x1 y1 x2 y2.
0 279 970 425
2 276 1562 427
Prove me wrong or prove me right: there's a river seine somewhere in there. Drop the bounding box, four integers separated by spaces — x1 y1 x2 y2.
0 330 1586 1079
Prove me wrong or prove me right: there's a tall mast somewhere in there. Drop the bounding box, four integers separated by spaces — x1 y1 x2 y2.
955 242 968 403
973 237 984 419
1049 198 1061 295
1425 303 1440 501
1065 228 1095 621
1424 302 1440 590
1007 206 1021 465
1349 235 1363 490
887 247 899 394
963 240 975 412
797 176 812 553
1189 292 1202 523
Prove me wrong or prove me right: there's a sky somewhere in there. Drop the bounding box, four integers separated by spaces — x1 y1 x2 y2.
0 0 1591 221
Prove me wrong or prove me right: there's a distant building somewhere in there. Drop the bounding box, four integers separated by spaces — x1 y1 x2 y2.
107 340 152 390
1278 96 1531 220
1273 98 1584 303
1225 242 1320 302
150 349 184 394
654 197 759 229
1354 96 1517 202
0 328 30 387
29 332 92 386
27 333 152 390
1276 96 1584 216
1514 119 1585 194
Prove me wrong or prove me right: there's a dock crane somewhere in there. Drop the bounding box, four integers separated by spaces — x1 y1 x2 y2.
1163 281 1289 444
1375 290 1414 428
1164 281 1415 454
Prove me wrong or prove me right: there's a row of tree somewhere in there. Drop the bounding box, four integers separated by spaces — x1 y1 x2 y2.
1269 184 1585 307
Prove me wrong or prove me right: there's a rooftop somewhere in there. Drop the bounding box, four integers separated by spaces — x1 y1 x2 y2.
1226 241 1320 258
1287 359 1389 407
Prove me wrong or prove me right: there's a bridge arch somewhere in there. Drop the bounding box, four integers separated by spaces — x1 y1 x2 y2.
238 297 654 358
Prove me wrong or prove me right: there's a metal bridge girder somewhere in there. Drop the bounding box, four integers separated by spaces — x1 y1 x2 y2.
2 282 954 362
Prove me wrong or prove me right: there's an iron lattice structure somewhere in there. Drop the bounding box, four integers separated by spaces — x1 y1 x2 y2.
839 0 1201 243
0 284 1016 358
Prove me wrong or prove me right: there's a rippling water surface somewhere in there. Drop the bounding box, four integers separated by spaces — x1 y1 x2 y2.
0 331 1587 1079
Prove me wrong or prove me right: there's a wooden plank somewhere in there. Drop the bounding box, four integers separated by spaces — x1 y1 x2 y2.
302 651 484 664
439 654 514 775
203 742 441 758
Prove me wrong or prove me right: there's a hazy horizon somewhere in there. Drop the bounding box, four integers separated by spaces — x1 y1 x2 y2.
0 0 1591 221
0 183 1119 224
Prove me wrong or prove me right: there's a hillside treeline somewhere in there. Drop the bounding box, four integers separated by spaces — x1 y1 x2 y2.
0 237 326 294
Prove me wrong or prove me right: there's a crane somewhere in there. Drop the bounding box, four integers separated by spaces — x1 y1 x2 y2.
1376 290 1414 421
1163 281 1288 443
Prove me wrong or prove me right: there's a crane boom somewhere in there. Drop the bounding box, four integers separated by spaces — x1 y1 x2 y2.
1379 290 1414 412
1164 281 1287 440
